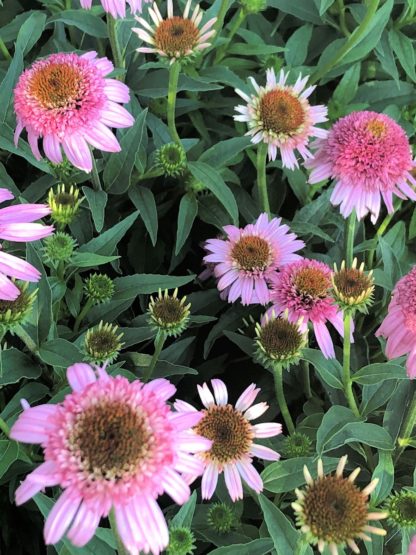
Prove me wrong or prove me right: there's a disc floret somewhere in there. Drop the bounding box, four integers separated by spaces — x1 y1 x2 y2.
156 142 187 177
385 491 416 529
0 282 37 331
167 526 196 555
84 273 115 305
148 288 191 337
84 321 124 364
332 259 374 313
207 503 237 534
42 232 77 266
47 184 83 226
292 456 388 554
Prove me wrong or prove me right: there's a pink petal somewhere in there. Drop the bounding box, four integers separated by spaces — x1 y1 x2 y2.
251 422 282 438
161 468 190 504
62 135 92 172
66 502 101 547
0 189 14 203
235 383 260 412
83 122 121 152
44 490 82 545
224 464 243 501
236 461 263 493
67 363 96 392
0 204 50 224
143 378 176 401
250 443 280 461
0 251 42 281
201 463 219 499
211 379 228 405
0 223 54 242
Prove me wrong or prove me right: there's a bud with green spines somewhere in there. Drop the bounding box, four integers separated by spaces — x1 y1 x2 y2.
282 431 312 458
332 258 374 314
385 491 416 529
240 0 267 13
42 232 77 266
184 171 206 194
254 310 308 370
0 282 37 332
84 321 124 364
166 526 195 555
207 503 237 534
156 142 187 177
148 288 191 337
84 273 115 305
47 184 83 227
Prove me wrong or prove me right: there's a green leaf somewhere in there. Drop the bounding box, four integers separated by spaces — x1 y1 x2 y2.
223 330 254 357
388 29 416 82
71 252 120 268
113 274 195 299
175 194 198 255
262 457 339 494
352 362 407 384
285 25 313 66
208 539 275 555
342 423 394 451
268 0 322 24
129 186 158 246
16 11 46 56
316 406 360 455
39 339 83 368
79 211 139 256
0 47 23 124
318 0 335 15
170 491 197 528
332 63 361 106
47 10 108 37
301 349 344 389
0 440 30 480
371 452 394 504
188 162 238 225
0 348 41 385
104 109 148 194
199 137 251 167
27 244 52 344
82 187 107 233
258 495 313 555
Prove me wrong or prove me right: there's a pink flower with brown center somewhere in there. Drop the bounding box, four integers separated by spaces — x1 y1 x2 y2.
80 0 151 18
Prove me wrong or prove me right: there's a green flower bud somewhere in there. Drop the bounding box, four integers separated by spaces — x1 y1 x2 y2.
332 259 374 314
167 526 195 555
385 491 416 529
207 503 237 534
0 282 37 332
240 0 267 13
156 142 187 177
47 184 83 226
282 431 312 458
84 274 115 305
84 321 124 364
148 288 191 337
42 232 77 265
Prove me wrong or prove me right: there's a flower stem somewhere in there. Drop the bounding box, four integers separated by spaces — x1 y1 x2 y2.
143 332 166 383
215 8 246 63
336 0 350 36
91 155 102 191
344 212 356 267
15 325 39 355
301 359 312 399
65 0 71 8
310 0 380 83
167 62 181 145
366 202 400 268
256 143 270 215
109 509 129 555
394 387 416 463
74 298 94 333
342 311 360 417
272 364 295 435
213 0 231 41
0 417 10 438
107 15 125 79
0 38 11 61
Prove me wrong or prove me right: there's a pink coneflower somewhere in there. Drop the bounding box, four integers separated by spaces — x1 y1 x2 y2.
10 363 210 554
0 188 53 301
80 0 151 18
234 68 328 169
376 266 416 379
203 213 304 306
306 111 416 223
269 258 348 359
174 379 282 502
409 537 416 555
133 0 217 63
14 52 134 173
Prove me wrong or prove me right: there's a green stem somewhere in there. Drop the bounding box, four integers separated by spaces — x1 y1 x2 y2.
74 298 94 333
336 0 350 36
272 364 295 435
366 203 400 268
167 62 181 145
0 37 11 61
310 0 380 83
215 8 246 63
344 212 356 267
65 0 71 8
16 325 39 355
394 388 416 463
342 312 360 417
0 417 10 438
213 0 230 42
143 332 166 382
107 15 125 78
109 509 129 555
256 143 270 215
301 359 312 399
91 155 102 191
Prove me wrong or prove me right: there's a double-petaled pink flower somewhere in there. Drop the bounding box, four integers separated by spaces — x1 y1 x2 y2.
306 111 416 223
175 379 282 502
376 266 416 379
0 188 53 301
14 52 134 172
80 0 151 18
203 213 304 305
269 258 349 359
10 363 211 555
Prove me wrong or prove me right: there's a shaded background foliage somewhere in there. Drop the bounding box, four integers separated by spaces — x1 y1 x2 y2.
0 0 416 554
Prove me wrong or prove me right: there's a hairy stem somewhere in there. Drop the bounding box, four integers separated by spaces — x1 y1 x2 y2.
345 212 356 267
91 155 103 191
342 312 360 417
109 509 129 555
107 15 125 79
256 143 270 215
0 37 11 61
215 8 246 63
336 0 350 36
74 298 94 333
167 62 181 145
273 364 295 435
143 332 166 382
394 388 416 463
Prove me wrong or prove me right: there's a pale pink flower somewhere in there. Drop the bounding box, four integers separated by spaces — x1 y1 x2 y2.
80 0 151 18
376 266 416 379
0 188 53 301
409 536 416 555
306 111 416 223
174 379 281 502
203 213 304 306
269 258 350 359
14 52 134 173
133 0 217 64
10 364 210 555
234 68 328 169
